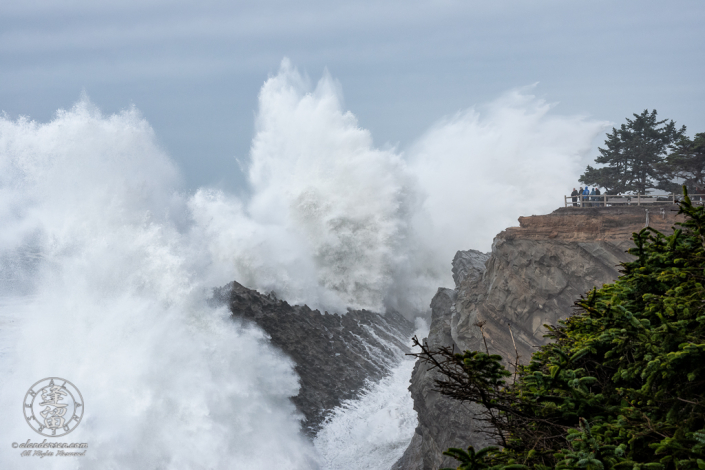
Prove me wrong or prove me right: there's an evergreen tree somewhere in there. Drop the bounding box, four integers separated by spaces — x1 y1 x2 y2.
414 188 705 470
580 110 685 194
662 133 705 192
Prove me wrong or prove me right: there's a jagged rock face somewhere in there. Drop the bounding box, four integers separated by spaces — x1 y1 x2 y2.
394 205 681 470
452 249 490 288
451 237 634 364
392 286 491 470
452 206 680 360
211 281 415 437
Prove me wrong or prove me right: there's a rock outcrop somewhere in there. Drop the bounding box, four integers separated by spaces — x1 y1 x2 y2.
452 249 490 288
394 205 683 470
453 205 681 360
211 281 415 436
392 250 492 470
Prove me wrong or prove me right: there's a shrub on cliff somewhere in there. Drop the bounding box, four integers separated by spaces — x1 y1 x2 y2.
414 189 705 470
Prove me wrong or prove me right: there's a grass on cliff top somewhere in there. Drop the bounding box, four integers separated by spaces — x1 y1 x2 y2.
413 188 705 470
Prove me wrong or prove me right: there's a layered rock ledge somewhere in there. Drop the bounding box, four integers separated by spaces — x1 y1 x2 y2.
504 205 682 242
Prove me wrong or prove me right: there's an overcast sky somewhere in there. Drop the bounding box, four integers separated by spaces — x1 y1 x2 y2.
1 0 703 193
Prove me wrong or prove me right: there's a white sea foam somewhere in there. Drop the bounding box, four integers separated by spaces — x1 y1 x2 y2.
0 101 315 469
191 59 430 315
0 59 607 469
193 61 607 315
314 319 428 470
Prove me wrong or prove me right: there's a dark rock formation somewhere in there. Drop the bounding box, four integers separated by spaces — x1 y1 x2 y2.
394 205 682 470
392 279 492 470
211 280 415 436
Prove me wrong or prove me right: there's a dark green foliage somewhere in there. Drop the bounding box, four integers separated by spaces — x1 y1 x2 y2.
579 110 685 194
442 446 503 470
663 133 705 192
415 189 705 470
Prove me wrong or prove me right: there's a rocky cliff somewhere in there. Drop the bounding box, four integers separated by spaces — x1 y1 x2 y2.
392 251 493 470
394 205 683 470
211 281 415 436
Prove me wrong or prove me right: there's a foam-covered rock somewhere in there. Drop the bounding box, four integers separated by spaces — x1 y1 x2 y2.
212 281 415 436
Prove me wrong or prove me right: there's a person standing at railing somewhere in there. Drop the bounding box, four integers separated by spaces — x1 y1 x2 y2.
582 187 590 206
590 187 596 207
595 187 601 206
571 188 578 207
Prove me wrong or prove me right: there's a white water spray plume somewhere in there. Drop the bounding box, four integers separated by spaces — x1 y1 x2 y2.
314 319 429 470
0 59 606 469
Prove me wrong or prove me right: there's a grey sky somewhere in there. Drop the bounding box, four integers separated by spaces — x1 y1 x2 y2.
1 0 703 193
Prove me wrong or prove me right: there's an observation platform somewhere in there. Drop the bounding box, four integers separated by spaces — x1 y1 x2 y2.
563 193 705 208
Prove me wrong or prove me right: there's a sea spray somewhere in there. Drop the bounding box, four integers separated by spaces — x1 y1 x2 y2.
407 87 607 263
197 59 432 314
0 59 609 469
314 319 428 470
193 61 607 316
0 101 316 469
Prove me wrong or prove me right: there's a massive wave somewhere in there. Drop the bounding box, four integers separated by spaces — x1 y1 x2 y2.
0 59 606 469
193 60 606 315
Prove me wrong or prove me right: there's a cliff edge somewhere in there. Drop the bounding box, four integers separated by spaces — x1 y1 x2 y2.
394 205 682 470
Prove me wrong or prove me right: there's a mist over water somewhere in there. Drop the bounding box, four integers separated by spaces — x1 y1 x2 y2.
0 60 606 468
0 101 315 469
191 60 433 315
193 61 607 315
408 89 607 264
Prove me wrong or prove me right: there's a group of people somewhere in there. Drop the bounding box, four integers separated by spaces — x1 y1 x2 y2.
571 187 601 207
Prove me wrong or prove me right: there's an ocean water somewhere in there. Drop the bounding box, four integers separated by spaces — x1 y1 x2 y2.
0 59 605 469
314 318 428 470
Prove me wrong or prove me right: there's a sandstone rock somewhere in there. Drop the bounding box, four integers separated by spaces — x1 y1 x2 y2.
454 205 681 359
394 205 683 469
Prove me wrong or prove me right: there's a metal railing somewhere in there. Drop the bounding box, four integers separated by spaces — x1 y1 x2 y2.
564 193 705 208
